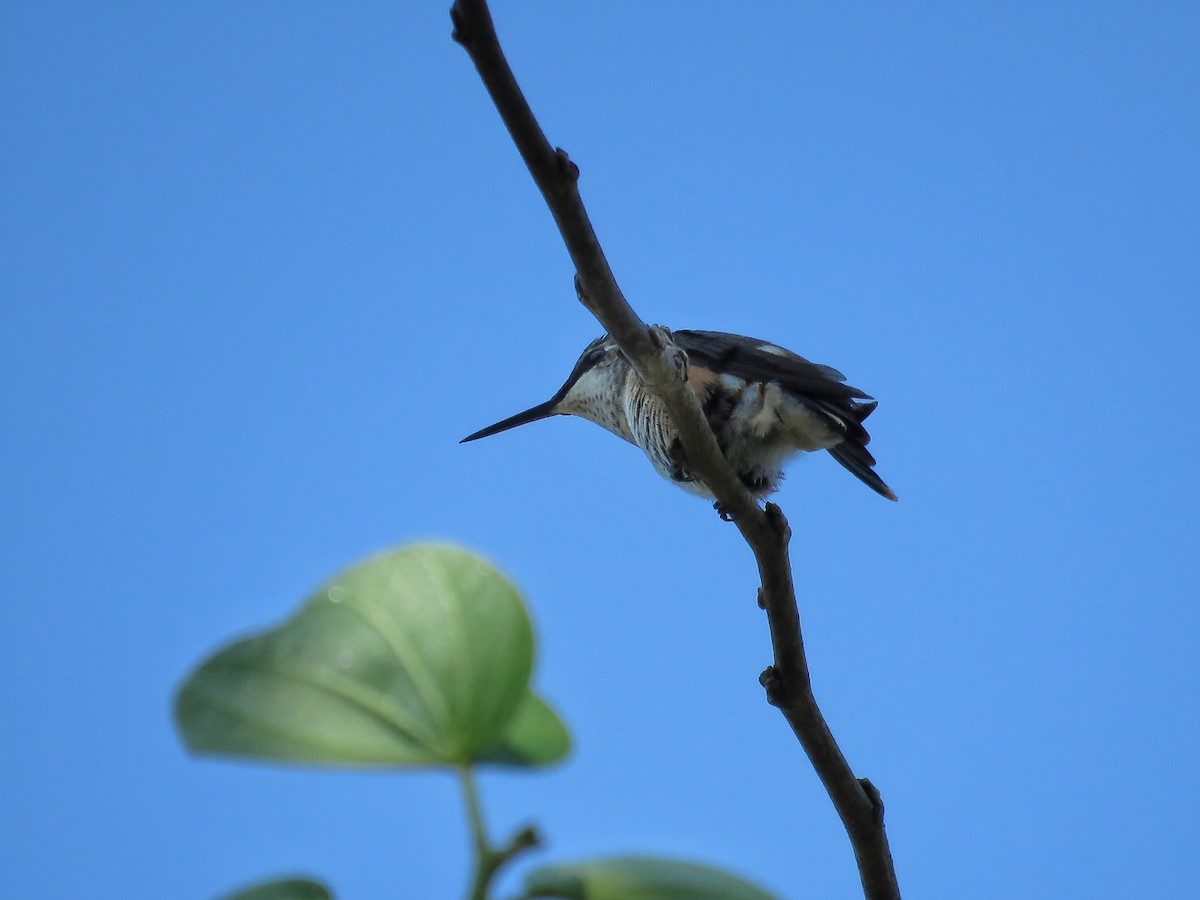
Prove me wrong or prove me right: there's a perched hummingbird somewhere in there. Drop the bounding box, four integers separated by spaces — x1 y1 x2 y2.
461 329 896 504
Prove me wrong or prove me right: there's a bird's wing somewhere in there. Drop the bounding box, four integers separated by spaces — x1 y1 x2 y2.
673 330 871 403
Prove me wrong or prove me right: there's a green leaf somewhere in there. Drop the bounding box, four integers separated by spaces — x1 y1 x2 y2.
218 875 332 900
479 690 571 766
175 542 569 768
521 856 779 900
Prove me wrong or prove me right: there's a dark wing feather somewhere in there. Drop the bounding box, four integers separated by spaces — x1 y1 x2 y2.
828 443 898 501
676 330 896 500
673 330 871 403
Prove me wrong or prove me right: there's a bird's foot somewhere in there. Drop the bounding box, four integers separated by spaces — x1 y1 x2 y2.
667 438 695 484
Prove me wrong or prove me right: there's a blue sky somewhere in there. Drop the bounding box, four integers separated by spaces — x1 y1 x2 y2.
3 2 1198 898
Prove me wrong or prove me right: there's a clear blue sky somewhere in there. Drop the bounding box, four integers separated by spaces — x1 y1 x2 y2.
3 3 1198 898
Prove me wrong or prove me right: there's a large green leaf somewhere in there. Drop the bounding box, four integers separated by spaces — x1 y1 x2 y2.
521 856 779 900
218 876 331 900
175 543 569 768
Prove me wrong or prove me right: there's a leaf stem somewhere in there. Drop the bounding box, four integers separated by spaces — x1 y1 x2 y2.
457 765 541 900
459 765 492 900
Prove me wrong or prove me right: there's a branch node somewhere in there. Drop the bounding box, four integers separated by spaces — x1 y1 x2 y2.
554 146 580 182
858 778 886 822
574 272 600 317
763 502 792 543
757 587 767 610
449 3 476 48
648 324 688 381
503 824 542 855
759 665 784 707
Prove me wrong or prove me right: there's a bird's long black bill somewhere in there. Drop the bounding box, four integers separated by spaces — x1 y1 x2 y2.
460 399 560 443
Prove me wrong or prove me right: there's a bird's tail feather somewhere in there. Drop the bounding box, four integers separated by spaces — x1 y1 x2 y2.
827 443 898 501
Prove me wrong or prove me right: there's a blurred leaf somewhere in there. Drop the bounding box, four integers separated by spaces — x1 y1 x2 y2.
521 856 778 900
175 543 569 768
479 691 571 766
218 876 332 900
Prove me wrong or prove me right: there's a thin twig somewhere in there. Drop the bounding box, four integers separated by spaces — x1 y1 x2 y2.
450 3 899 897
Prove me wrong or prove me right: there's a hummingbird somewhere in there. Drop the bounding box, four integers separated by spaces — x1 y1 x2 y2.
461 329 896 505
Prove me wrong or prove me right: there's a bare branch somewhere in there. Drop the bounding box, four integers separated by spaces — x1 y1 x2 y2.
450 3 900 897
